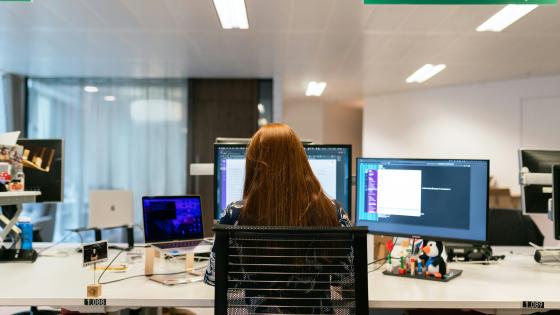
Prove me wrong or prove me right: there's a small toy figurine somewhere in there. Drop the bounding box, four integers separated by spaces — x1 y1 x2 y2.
422 240 447 278
410 257 416 275
385 239 395 272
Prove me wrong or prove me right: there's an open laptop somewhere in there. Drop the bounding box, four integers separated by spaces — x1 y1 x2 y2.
89 190 134 229
142 195 211 253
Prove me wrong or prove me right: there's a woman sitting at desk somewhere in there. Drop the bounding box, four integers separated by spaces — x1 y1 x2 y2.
204 123 351 286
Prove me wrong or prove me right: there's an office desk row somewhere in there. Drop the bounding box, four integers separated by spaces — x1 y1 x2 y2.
1 245 559 314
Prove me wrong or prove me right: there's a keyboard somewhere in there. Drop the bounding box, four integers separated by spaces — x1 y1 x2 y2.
153 240 204 250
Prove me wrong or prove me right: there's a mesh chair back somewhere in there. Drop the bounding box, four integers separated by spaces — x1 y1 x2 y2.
214 225 368 315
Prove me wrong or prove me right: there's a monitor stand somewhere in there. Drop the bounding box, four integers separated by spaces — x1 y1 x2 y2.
446 243 495 262
94 226 134 250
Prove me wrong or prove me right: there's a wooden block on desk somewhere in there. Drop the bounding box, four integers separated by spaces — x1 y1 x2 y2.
145 246 155 275
374 235 392 260
86 284 102 298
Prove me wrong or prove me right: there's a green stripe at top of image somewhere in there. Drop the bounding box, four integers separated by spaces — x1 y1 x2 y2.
364 0 555 4
0 0 32 2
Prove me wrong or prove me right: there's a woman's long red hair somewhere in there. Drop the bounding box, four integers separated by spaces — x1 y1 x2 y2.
239 123 339 227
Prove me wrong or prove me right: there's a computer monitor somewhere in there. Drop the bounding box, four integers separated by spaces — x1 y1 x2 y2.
16 139 64 203
553 165 560 240
519 150 560 214
214 144 352 219
356 158 489 243
142 195 204 243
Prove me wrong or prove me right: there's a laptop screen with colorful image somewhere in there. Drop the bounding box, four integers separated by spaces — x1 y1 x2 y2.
142 196 204 243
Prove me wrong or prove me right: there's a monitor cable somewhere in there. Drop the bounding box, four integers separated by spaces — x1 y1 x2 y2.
97 249 207 285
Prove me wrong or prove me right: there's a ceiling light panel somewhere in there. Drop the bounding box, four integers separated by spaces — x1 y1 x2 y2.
406 64 446 83
477 5 538 32
213 0 249 29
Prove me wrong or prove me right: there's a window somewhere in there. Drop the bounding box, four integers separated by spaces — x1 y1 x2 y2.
26 79 188 241
0 73 6 133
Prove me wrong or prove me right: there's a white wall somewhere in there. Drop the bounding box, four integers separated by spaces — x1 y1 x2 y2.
273 77 283 122
283 100 325 143
363 75 560 245
324 103 363 163
283 100 363 160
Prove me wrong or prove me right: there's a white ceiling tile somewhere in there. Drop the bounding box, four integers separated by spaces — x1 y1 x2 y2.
247 0 293 32
506 5 560 35
291 0 334 32
326 0 373 33
120 0 179 29
0 0 558 103
39 0 106 29
364 6 417 33
78 0 142 29
398 6 455 33
161 0 219 31
283 33 322 62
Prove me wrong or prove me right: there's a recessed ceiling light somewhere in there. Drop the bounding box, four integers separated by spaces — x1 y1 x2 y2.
477 5 538 32
406 64 446 84
305 81 327 96
84 86 98 93
257 103 265 114
213 0 249 30
104 95 116 102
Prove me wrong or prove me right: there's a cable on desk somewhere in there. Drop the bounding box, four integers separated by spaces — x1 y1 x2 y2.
37 231 77 255
368 257 387 266
98 248 208 285
368 259 387 273
99 274 149 285
99 267 208 285
97 248 125 284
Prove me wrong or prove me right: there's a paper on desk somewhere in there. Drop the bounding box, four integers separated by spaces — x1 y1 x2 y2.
0 131 20 146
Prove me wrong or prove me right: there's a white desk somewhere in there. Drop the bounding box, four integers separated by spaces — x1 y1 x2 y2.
370 247 560 312
0 245 214 312
0 245 559 313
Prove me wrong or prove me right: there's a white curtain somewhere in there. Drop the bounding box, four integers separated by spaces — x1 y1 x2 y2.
0 73 6 133
26 79 188 240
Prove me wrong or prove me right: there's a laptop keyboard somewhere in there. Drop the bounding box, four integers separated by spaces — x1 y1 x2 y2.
154 240 204 249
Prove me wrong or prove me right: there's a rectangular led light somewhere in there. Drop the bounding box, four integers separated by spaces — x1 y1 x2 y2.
84 86 98 93
406 64 446 84
213 0 249 29
305 81 327 96
477 5 538 32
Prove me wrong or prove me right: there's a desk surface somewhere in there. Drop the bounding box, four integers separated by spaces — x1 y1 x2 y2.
0 244 214 308
370 247 560 309
1 245 559 310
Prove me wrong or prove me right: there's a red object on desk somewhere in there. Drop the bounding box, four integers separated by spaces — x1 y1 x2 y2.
386 239 394 252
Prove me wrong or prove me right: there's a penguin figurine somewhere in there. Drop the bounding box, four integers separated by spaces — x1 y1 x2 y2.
421 240 447 278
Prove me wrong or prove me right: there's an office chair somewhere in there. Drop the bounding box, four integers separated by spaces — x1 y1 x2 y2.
488 208 544 246
213 225 368 315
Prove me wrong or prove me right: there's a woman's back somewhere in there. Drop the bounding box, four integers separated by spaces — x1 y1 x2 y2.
204 124 352 313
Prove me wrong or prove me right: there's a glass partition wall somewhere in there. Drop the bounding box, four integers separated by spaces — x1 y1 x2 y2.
26 78 188 241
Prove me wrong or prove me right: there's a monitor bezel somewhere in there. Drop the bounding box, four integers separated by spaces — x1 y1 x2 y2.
519 149 560 214
141 195 204 244
213 143 353 220
355 157 490 244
